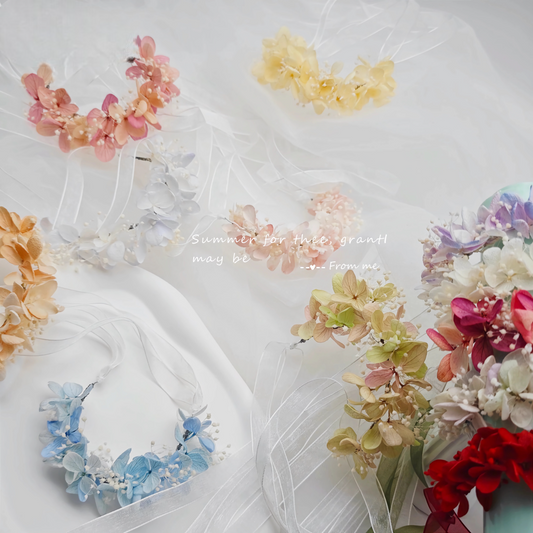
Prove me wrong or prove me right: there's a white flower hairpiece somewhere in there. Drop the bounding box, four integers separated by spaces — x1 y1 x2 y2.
42 137 201 269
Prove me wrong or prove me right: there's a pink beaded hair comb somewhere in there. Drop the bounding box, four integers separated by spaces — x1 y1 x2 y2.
21 36 180 162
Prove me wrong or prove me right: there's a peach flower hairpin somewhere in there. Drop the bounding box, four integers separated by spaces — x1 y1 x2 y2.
253 27 396 114
0 207 61 381
21 36 180 162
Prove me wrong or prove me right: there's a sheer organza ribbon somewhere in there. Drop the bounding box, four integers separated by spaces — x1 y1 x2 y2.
181 341 396 533
423 488 470 533
30 287 203 410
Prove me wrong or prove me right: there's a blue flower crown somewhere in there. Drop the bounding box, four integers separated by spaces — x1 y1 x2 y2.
39 381 216 515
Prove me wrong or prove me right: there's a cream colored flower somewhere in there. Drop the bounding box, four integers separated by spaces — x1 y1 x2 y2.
254 29 396 114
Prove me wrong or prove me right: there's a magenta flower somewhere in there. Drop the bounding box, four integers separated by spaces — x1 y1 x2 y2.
451 297 521 370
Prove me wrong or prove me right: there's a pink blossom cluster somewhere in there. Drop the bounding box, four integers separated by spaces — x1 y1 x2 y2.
22 36 180 162
223 188 360 274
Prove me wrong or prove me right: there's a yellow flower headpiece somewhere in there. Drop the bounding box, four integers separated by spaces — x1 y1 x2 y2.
0 207 61 380
253 27 396 115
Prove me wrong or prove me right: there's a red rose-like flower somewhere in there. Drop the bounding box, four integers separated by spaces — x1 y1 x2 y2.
511 289 533 344
425 427 533 520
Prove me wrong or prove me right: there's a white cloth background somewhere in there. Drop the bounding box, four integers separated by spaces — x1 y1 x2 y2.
0 1 532 532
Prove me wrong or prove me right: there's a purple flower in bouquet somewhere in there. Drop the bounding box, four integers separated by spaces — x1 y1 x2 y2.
478 189 533 239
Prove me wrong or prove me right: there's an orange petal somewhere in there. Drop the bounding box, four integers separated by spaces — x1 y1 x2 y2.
437 353 454 382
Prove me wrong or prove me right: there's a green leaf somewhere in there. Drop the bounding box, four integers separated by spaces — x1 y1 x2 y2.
367 527 424 533
376 453 401 509
389 448 415 528
410 421 432 487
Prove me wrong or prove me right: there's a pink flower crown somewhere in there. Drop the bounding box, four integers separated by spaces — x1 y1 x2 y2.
21 36 180 162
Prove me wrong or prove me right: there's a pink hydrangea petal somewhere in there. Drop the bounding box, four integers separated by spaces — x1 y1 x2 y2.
127 114 145 129
58 130 70 153
28 101 44 124
35 118 62 136
427 328 453 351
37 86 56 109
101 94 118 113
140 36 156 59
365 368 394 388
128 124 148 141
87 107 105 128
58 103 79 116
154 55 169 65
95 137 116 162
24 73 44 99
126 66 144 79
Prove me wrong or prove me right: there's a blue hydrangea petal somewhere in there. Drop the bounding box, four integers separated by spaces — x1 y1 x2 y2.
198 435 216 453
94 484 117 516
112 449 131 477
68 430 82 444
63 452 86 473
65 469 80 485
183 417 201 435
63 382 83 398
125 456 149 479
188 449 209 473
79 476 96 502
48 381 64 397
142 471 160 494
86 454 101 474
66 478 81 494
42 437 67 458
47 420 62 435
200 420 212 431
69 406 82 432
117 487 131 507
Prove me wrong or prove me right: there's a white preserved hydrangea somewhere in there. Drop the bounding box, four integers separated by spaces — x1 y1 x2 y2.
41 137 201 269
428 371 486 440
479 347 533 429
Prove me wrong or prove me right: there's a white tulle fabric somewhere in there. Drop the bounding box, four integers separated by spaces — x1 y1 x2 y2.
0 1 531 532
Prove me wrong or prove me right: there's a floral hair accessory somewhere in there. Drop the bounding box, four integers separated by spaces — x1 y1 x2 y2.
290 270 432 479
40 380 217 515
425 426 533 518
42 136 200 268
0 207 61 380
223 187 361 274
253 27 396 114
21 36 180 161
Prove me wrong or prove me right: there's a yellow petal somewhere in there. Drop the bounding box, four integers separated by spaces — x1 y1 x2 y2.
342 372 365 386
